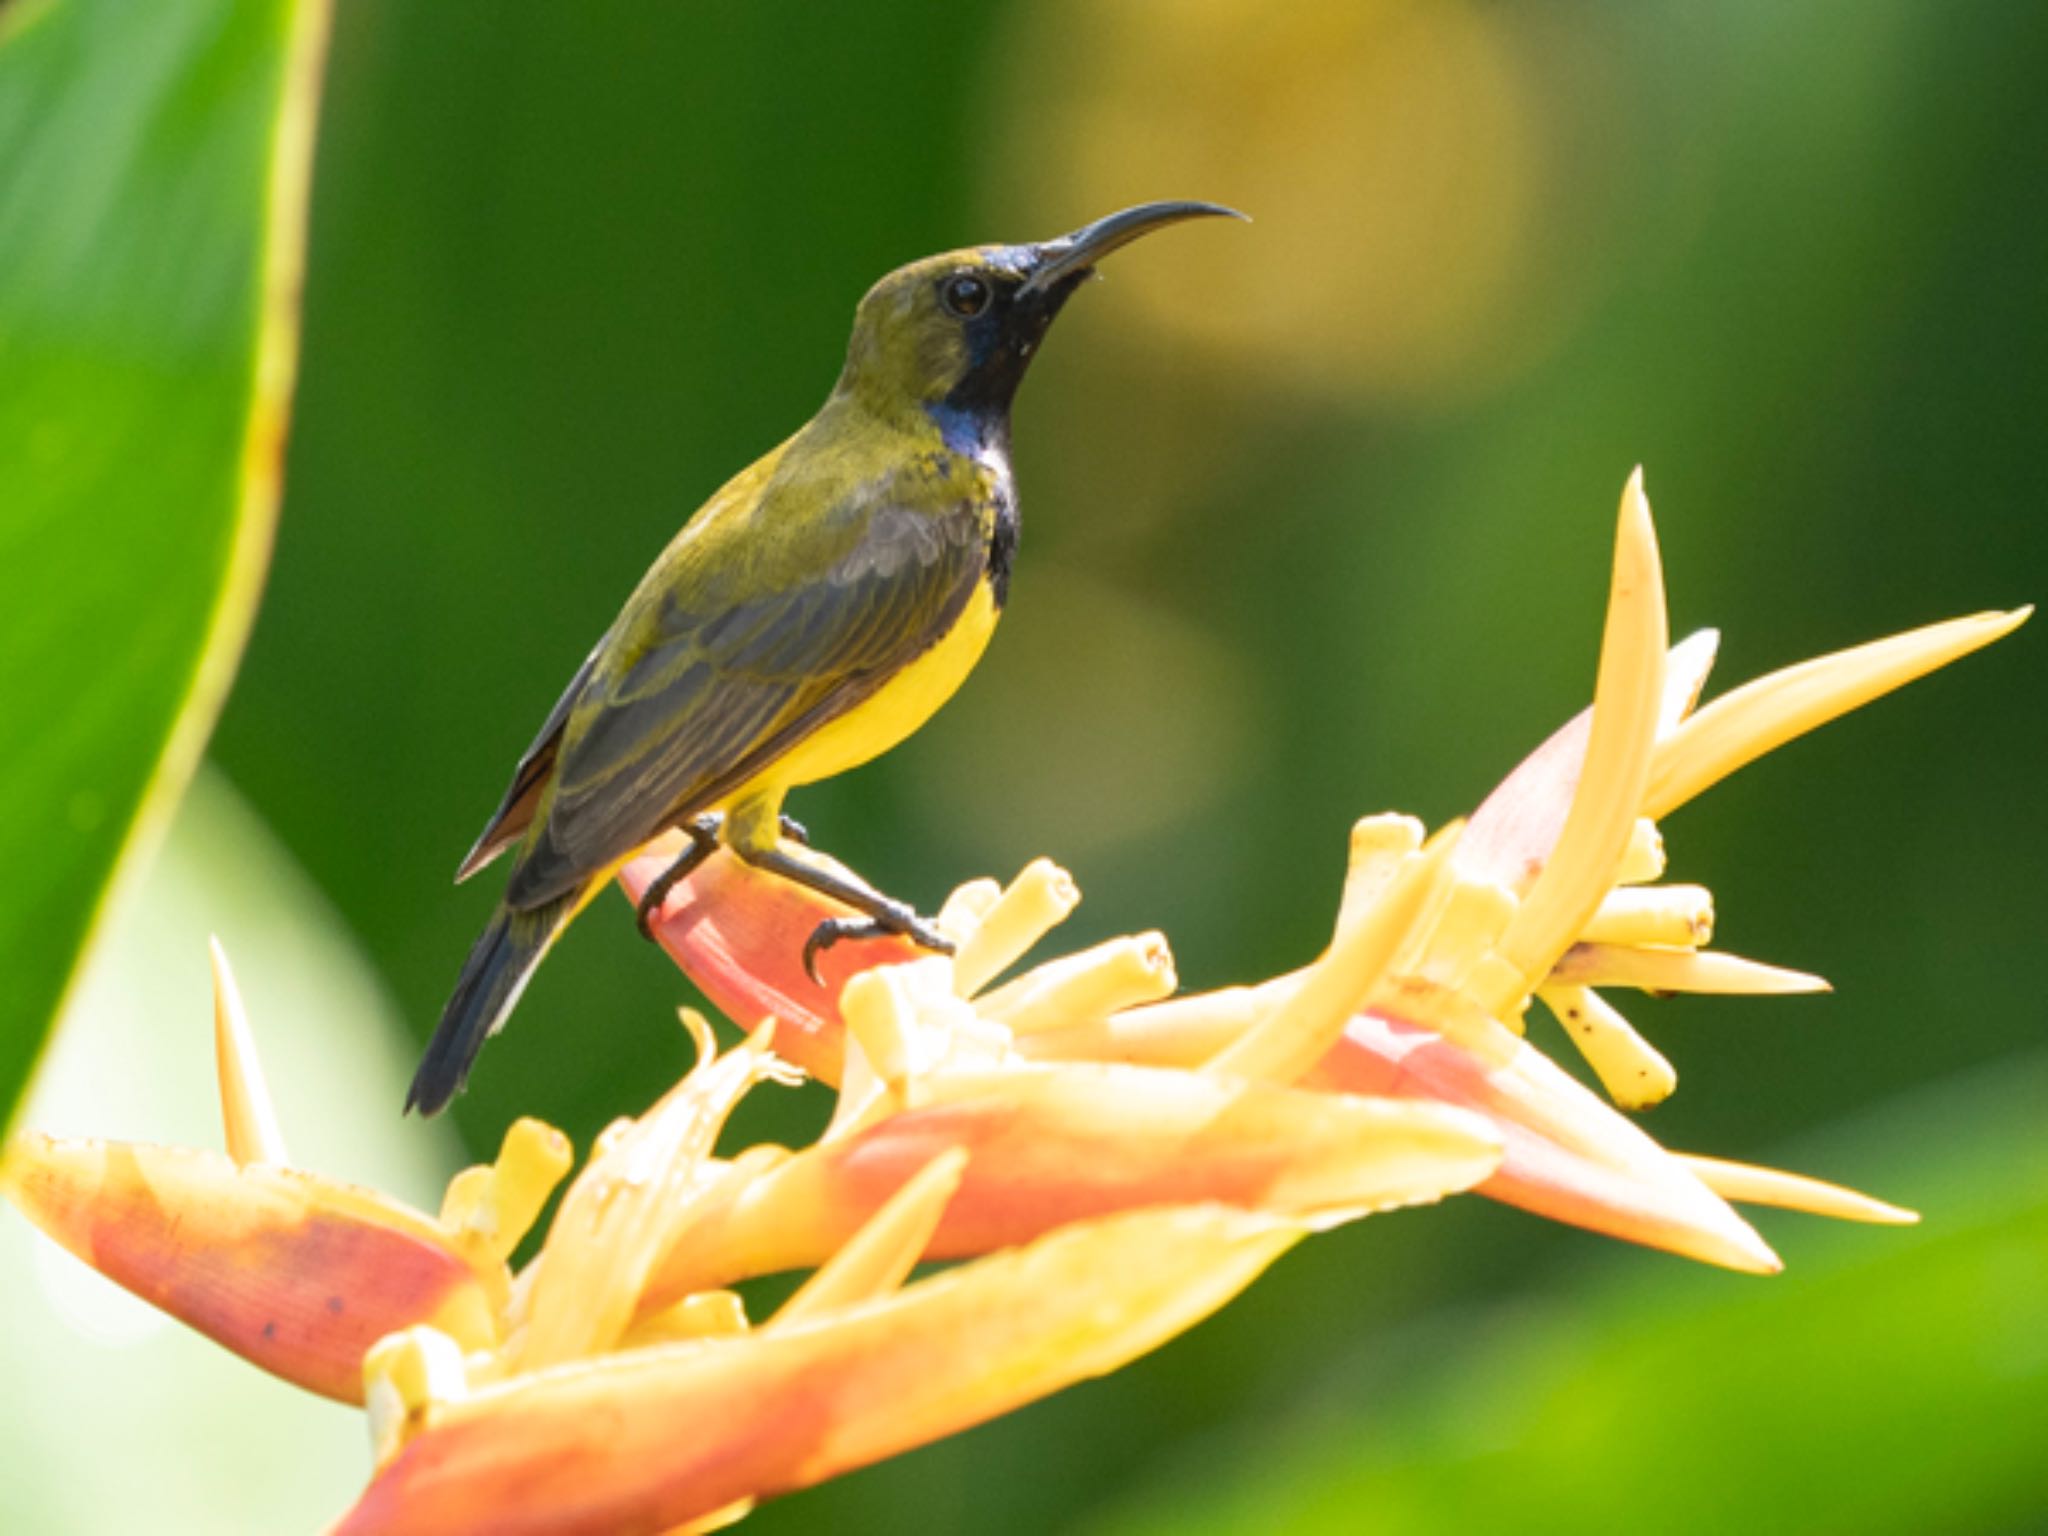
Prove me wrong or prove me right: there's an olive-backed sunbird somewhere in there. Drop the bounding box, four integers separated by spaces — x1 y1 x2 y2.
407 201 1243 1115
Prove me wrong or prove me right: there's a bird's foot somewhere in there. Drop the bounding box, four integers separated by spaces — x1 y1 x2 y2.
634 816 722 940
726 833 949 983
777 814 810 847
802 905 954 986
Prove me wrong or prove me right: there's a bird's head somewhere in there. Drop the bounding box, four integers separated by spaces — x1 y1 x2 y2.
835 201 1245 450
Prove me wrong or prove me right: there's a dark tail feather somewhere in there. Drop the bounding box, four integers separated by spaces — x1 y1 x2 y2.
407 894 576 1116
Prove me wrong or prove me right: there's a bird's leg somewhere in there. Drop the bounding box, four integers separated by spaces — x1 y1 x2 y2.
728 839 954 984
635 814 723 939
722 796 950 980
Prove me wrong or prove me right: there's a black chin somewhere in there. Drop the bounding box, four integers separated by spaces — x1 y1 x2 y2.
936 281 1076 435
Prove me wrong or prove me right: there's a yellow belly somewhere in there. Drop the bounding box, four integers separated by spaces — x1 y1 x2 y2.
748 577 999 797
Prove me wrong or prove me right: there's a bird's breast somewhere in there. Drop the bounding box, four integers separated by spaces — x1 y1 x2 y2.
757 577 1002 792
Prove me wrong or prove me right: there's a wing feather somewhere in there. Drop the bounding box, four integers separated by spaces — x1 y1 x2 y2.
501 491 987 910
454 643 603 881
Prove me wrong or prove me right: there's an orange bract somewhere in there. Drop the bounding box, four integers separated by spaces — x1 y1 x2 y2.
2 1134 499 1404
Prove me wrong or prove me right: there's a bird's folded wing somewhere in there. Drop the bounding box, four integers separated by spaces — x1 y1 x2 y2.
501 500 987 910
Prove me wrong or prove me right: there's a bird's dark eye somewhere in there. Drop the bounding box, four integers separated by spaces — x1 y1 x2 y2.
940 272 992 318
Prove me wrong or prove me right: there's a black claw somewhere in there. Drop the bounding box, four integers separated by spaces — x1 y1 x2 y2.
802 917 868 984
801 909 956 985
635 880 673 941
635 817 722 940
634 888 666 941
778 814 810 847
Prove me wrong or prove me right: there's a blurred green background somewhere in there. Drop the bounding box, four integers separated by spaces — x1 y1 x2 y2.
8 0 2046 1530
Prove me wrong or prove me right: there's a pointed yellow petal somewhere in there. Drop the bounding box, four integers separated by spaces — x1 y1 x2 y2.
1206 827 1462 1085
1539 984 1676 1109
209 937 287 1167
1458 630 1708 896
771 1147 968 1328
1645 607 2031 818
951 858 1081 996
974 932 1178 1034
1551 945 1830 995
1 1134 496 1403
1660 628 1722 731
1310 1015 1780 1273
336 1207 1306 1536
646 1062 1499 1300
1676 1153 1918 1224
1496 472 1670 994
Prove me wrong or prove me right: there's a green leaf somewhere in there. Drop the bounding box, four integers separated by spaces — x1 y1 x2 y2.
0 0 327 1126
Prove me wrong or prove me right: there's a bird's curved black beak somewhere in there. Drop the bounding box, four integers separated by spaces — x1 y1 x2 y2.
1017 200 1247 297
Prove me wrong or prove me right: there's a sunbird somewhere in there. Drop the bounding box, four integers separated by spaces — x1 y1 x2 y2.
409 201 1244 1115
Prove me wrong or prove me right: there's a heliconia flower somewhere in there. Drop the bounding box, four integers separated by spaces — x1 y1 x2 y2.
4 927 1494 1531
0 943 547 1402
5 466 2022 1531
632 469 2024 1274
